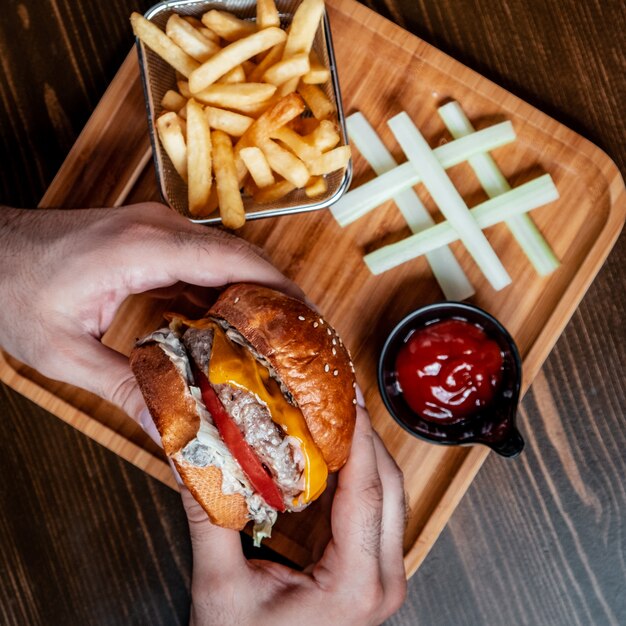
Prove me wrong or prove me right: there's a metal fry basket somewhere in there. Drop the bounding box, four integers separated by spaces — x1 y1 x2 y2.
136 0 352 224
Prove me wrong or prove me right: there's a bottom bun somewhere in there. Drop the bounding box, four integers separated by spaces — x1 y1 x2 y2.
173 460 249 529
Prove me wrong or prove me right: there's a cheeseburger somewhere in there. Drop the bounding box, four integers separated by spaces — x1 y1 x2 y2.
130 283 357 543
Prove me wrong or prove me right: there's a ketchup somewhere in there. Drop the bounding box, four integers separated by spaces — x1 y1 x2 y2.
395 319 503 424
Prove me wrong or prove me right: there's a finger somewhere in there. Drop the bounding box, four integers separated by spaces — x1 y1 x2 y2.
165 227 305 300
180 487 247 581
319 406 383 582
118 205 304 300
50 335 146 420
142 282 217 311
141 282 187 301
372 431 407 602
137 407 163 446
47 335 167 446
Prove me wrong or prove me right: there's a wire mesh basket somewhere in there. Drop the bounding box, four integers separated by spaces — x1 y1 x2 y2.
136 0 352 224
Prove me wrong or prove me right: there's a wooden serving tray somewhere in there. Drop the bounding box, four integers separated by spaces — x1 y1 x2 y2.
2 0 624 577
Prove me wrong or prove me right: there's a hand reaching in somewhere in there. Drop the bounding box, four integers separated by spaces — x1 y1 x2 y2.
184 407 407 626
0 203 300 424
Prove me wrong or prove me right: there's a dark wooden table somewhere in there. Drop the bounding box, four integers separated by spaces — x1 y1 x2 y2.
1 1 624 624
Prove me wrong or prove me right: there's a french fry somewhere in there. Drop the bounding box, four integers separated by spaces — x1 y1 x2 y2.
257 0 280 29
205 186 219 214
270 125 321 162
304 119 340 151
189 27 286 92
277 77 299 97
186 99 213 216
205 106 253 137
182 16 220 43
236 93 306 151
288 116 319 135
201 10 257 42
247 42 285 82
242 60 257 75
161 89 187 112
131 13 200 77
297 82 335 120
182 16 202 28
194 83 277 109
283 0 325 57
253 180 296 204
156 112 188 182
304 175 328 197
307 145 351 175
212 130 246 229
258 138 310 187
263 53 310 86
216 64 246 84
165 14 220 62
240 146 275 188
139 3 341 224
177 80 192 98
228 99 276 117
243 176 258 198
302 49 330 84
234 93 306 181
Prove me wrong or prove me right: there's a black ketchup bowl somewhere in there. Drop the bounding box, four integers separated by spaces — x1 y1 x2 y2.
378 302 524 457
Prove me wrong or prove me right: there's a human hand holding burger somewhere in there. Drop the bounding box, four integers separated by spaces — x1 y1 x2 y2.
0 203 299 424
183 406 407 626
0 203 407 624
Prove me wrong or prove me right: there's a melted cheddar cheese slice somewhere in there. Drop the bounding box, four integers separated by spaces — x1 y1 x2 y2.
208 324 328 504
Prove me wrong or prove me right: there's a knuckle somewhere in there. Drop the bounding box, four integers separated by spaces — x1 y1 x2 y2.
99 205 175 245
358 475 384 505
126 201 174 222
106 372 138 412
116 220 164 245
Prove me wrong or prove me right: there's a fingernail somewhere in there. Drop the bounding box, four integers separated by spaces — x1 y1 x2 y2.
355 384 366 408
139 407 152 431
168 459 184 486
139 408 163 448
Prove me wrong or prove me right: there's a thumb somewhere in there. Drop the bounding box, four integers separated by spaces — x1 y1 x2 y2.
180 487 247 580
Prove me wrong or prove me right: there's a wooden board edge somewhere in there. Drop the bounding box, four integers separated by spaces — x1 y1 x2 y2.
331 0 625 188
0 349 177 491
114 144 153 207
403 445 489 576
522 171 625 384
39 48 143 208
404 184 625 578
404 181 625 577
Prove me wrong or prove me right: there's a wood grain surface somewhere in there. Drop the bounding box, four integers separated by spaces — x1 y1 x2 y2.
0 1 624 625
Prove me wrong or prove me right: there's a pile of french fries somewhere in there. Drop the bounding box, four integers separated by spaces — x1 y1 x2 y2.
131 0 351 228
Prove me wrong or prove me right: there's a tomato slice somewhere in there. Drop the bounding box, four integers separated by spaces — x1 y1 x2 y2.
194 366 286 512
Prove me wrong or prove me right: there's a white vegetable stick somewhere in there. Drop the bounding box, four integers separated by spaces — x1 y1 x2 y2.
331 121 516 226
438 101 560 276
346 112 474 300
388 112 511 291
365 174 559 274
